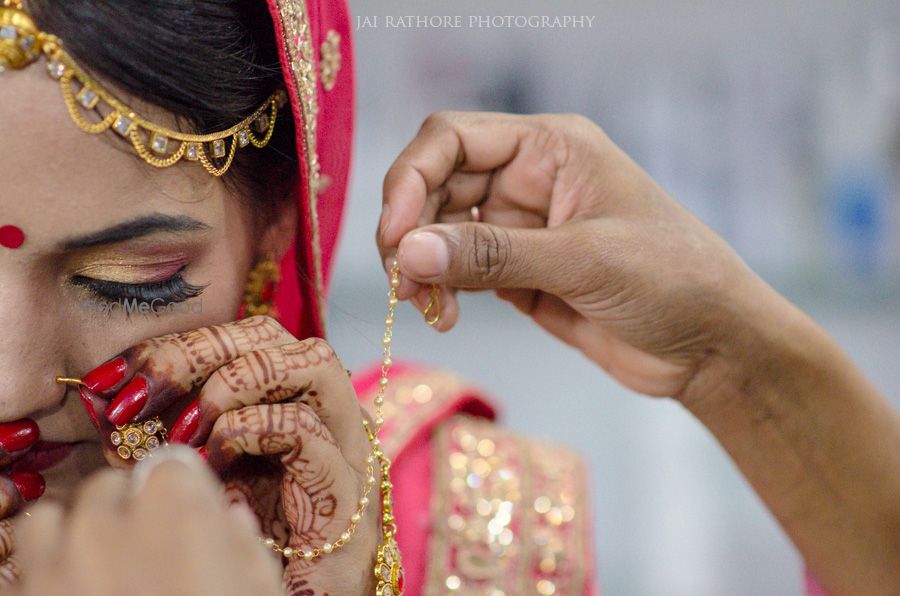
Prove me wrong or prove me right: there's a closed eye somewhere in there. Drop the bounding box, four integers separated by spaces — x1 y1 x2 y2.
71 270 207 304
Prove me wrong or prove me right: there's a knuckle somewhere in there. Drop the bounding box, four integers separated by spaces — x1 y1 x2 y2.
466 224 512 282
207 409 241 447
291 401 319 425
148 341 189 376
542 111 593 134
301 337 339 365
420 110 453 132
204 365 241 406
382 159 407 192
244 314 289 336
563 112 593 127
531 117 574 165
120 340 157 364
253 314 281 329
139 329 213 389
303 335 333 353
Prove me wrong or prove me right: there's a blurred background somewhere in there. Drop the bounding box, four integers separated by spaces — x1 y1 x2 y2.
327 1 900 594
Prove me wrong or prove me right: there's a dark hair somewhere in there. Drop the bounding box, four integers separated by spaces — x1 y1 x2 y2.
28 0 297 221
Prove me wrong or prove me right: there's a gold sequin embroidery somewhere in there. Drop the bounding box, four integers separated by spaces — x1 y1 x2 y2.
358 370 467 459
320 30 341 91
272 0 327 333
425 416 591 595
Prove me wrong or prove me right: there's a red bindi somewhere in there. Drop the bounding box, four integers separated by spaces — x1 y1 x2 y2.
0 225 25 249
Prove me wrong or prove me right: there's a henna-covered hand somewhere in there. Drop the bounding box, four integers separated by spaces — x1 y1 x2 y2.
77 317 378 595
210 403 379 596
0 520 19 588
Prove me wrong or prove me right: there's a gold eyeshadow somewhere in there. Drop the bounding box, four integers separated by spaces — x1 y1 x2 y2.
64 243 201 284
70 258 188 284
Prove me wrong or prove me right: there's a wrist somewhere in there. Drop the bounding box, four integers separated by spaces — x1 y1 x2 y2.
677 278 834 417
675 279 900 594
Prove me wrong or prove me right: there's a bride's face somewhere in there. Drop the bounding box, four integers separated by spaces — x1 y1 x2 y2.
0 62 287 499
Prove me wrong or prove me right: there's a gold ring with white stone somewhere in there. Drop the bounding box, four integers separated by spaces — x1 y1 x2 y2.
110 418 167 461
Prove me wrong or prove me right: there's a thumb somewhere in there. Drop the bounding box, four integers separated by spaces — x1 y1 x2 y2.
396 222 569 293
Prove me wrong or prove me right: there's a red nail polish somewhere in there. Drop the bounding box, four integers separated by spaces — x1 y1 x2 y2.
78 387 102 429
83 357 127 393
10 471 45 501
169 400 200 444
105 377 148 426
0 419 39 453
196 445 208 462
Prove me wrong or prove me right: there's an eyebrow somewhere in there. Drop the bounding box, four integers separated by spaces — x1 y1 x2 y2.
60 214 211 250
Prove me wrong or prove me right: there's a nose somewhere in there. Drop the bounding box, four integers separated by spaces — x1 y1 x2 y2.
0 273 67 419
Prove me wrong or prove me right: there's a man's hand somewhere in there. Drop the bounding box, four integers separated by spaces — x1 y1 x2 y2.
378 111 781 399
378 111 900 595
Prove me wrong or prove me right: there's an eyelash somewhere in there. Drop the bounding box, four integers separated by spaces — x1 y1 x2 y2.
72 270 207 305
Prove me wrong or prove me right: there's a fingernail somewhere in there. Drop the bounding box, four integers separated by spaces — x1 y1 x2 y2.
169 400 200 444
195 445 208 462
379 204 392 241
131 445 208 493
105 377 148 426
78 386 102 429
383 255 397 274
82 357 127 393
0 419 39 453
11 471 45 501
399 232 449 278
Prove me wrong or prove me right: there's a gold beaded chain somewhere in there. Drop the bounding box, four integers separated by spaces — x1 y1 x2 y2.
372 262 405 595
258 261 406 594
260 429 378 561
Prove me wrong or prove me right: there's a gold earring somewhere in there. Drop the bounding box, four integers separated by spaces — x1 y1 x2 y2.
111 418 167 461
241 253 280 318
56 376 168 461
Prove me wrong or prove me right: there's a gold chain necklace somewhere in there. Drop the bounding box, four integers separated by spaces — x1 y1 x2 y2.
259 260 406 595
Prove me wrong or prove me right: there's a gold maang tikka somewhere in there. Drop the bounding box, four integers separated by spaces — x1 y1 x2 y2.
0 0 284 177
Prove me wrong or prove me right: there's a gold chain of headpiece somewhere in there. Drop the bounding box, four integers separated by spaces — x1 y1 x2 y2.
0 0 282 177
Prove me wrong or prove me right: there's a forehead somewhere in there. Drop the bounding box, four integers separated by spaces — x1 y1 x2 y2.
0 63 227 247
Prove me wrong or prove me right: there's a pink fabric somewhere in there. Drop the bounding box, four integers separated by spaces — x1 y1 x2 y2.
582 464 601 595
389 427 433 595
354 363 599 594
266 0 355 339
352 363 498 595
